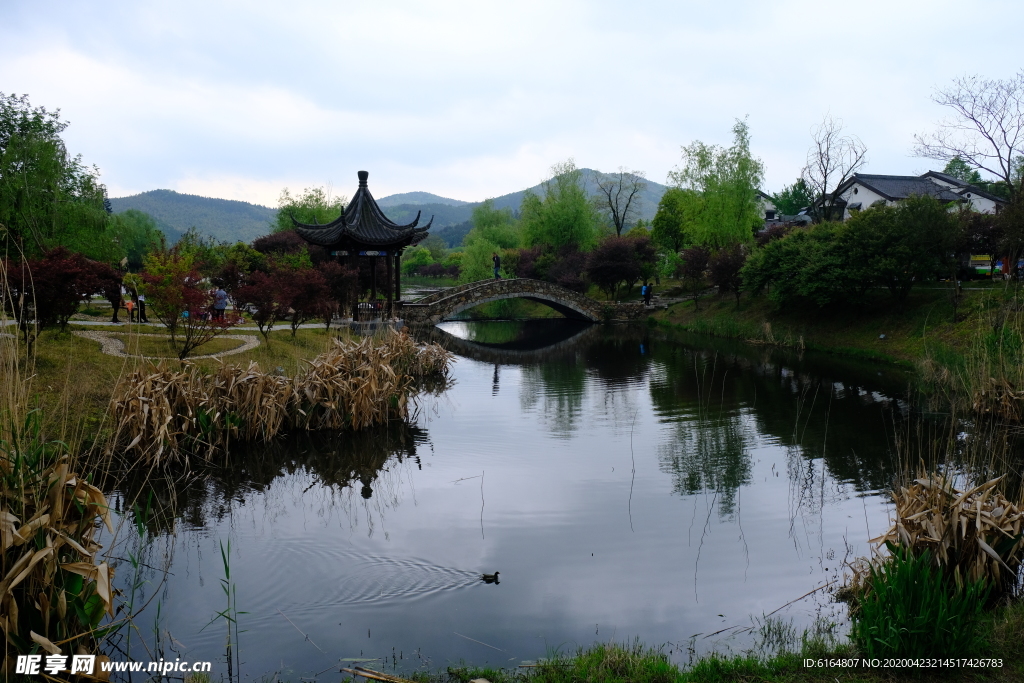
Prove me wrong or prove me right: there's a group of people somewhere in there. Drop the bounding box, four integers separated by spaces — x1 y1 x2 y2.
640 283 654 306
118 286 230 323
120 290 148 323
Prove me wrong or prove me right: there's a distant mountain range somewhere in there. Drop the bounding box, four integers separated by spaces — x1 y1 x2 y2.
109 170 669 247
108 190 277 244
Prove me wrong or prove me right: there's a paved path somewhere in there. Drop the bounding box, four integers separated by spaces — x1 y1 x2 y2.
72 331 261 360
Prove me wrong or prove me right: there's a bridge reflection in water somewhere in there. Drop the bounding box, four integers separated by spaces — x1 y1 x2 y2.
420 319 600 364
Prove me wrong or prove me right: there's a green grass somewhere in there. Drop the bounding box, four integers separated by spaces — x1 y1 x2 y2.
399 599 1024 682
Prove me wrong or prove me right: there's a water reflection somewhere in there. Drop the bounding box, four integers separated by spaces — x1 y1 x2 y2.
114 422 430 536
109 321 924 677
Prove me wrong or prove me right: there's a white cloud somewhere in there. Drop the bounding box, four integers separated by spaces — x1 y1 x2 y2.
2 0 1021 205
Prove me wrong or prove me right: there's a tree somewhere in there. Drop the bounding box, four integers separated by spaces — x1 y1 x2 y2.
521 159 600 251
586 237 640 299
0 93 109 257
107 209 165 271
594 168 647 236
272 186 347 233
801 115 867 222
679 246 710 310
708 244 747 308
234 270 287 341
771 178 814 216
141 251 205 348
4 248 103 349
651 187 697 253
915 72 1024 203
845 195 958 306
282 266 329 337
942 157 983 185
668 119 765 247
316 260 360 329
466 199 521 248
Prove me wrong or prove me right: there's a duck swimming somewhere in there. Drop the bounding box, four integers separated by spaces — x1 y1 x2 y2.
481 572 500 584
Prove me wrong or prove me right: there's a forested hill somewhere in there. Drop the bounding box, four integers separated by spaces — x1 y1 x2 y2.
108 190 277 244
111 170 669 246
377 169 670 247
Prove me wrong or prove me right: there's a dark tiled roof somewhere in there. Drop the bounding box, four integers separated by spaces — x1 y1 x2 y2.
292 170 433 248
851 174 962 202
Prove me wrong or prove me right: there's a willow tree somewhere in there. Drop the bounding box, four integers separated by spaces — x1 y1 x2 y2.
521 159 600 251
667 119 765 248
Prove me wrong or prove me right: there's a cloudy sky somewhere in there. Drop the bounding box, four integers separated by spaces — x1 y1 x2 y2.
3 0 1021 207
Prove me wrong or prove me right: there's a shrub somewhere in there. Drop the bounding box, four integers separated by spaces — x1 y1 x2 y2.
851 545 989 659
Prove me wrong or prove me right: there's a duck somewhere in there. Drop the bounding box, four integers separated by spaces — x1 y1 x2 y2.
481 572 500 584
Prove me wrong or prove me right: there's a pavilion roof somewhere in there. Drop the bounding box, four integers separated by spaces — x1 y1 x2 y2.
291 170 433 249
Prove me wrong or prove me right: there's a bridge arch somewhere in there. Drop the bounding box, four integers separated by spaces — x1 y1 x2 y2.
400 278 638 325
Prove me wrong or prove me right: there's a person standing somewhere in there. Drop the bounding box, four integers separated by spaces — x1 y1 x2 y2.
492 252 501 279
213 287 229 320
137 292 148 322
644 283 654 306
124 298 135 322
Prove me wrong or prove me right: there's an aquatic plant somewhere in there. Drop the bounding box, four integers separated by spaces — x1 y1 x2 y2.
850 546 989 659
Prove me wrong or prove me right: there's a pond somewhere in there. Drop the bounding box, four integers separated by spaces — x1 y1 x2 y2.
108 320 916 678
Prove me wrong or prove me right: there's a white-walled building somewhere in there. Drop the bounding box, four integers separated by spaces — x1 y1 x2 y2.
829 172 1006 220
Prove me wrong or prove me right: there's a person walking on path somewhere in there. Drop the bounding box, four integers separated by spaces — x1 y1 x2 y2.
124 298 136 322
213 287 229 321
492 252 501 279
137 292 148 322
643 283 654 306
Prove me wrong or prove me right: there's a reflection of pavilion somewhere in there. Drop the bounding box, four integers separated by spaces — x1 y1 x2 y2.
292 170 432 319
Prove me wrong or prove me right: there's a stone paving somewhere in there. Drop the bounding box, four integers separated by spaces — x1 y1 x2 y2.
72 331 261 359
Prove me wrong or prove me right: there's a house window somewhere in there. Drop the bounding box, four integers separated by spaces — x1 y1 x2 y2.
853 187 859 194
765 210 776 220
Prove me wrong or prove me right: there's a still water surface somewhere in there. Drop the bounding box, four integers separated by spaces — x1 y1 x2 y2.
110 321 913 677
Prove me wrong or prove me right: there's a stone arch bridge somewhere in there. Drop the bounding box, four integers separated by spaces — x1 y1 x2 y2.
400 278 645 325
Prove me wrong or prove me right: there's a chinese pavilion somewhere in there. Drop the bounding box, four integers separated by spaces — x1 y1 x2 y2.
291 170 432 318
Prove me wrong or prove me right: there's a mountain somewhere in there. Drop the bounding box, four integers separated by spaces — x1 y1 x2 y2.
376 191 469 208
108 190 277 244
379 169 670 247
110 170 670 247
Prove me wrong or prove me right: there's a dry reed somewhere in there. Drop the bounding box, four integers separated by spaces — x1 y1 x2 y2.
1 259 116 667
108 329 453 467
852 473 1024 602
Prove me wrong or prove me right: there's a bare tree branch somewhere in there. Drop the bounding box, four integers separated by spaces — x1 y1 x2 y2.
595 167 647 235
801 116 867 222
913 71 1024 201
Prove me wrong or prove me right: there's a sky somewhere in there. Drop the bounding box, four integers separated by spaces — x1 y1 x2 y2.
3 0 1022 207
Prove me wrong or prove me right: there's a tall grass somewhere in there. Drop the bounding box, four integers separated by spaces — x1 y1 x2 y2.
921 284 1024 422
850 545 990 659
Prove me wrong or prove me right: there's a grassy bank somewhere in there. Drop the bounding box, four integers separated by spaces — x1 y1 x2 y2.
650 281 1021 371
25 324 346 450
389 601 1024 682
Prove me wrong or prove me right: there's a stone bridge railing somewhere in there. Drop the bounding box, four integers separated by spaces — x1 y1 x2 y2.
400 278 645 325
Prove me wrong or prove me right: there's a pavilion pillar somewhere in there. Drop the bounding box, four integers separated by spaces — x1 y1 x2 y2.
371 257 377 301
394 251 401 302
385 252 394 319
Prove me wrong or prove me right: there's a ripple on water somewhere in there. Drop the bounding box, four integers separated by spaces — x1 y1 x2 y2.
243 543 483 626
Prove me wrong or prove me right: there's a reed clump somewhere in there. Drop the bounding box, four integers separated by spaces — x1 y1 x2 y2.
108 330 453 467
848 473 1024 602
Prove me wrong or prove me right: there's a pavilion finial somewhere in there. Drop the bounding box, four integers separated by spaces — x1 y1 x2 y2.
358 170 368 187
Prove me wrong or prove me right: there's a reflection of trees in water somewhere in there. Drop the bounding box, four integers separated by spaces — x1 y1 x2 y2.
658 412 753 516
517 327 657 437
519 361 587 438
112 422 430 537
646 339 913 531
